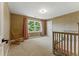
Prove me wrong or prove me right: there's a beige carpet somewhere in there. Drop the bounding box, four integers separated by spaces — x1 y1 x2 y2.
8 36 54 56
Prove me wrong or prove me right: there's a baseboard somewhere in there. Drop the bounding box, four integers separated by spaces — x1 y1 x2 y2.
5 43 9 56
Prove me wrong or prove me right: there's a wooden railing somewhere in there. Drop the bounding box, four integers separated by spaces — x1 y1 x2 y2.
53 32 79 56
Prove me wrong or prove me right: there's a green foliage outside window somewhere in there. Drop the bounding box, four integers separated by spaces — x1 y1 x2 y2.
28 20 40 32
35 22 40 31
28 21 34 31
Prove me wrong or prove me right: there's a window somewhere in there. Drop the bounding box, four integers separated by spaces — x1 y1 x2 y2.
28 19 42 33
28 20 34 32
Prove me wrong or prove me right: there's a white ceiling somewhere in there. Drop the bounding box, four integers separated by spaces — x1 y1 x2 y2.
8 2 79 20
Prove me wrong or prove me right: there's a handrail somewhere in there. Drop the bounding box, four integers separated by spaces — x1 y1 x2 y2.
53 31 79 35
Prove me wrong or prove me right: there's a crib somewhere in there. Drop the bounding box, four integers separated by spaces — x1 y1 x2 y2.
53 32 79 56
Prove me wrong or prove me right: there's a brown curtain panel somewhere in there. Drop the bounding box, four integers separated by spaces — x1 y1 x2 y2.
10 14 24 40
10 14 29 41
41 20 47 36
23 16 29 39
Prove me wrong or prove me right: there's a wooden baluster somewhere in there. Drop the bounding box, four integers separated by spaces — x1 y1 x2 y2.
70 34 72 55
61 34 64 53
62 33 64 53
58 33 59 51
53 32 55 54
74 35 76 56
64 34 66 55
60 34 61 51
78 34 79 55
54 32 56 53
67 34 69 55
57 33 58 51
59 33 60 51
54 33 56 50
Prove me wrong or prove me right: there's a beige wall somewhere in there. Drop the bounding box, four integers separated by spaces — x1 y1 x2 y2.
47 20 52 51
3 3 10 40
0 2 4 56
52 11 79 33
0 3 2 35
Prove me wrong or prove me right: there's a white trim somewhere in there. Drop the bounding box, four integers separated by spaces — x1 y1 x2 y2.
5 44 9 56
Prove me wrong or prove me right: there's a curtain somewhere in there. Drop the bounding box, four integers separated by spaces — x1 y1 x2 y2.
10 14 24 40
41 20 47 36
23 16 29 39
10 14 29 41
